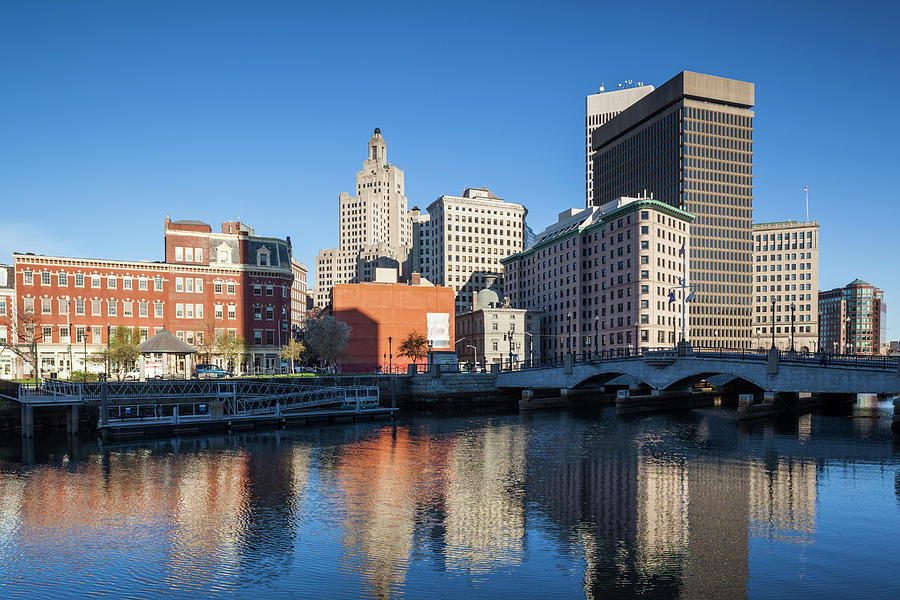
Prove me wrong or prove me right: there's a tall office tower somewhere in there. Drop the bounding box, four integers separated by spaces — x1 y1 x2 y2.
314 129 415 307
751 221 819 351
589 71 755 348
585 85 654 206
819 279 887 355
423 188 526 315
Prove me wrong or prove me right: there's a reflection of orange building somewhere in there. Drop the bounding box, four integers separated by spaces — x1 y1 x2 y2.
332 276 455 372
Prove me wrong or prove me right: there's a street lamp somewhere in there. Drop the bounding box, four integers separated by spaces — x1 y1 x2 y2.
388 336 392 374
466 344 478 371
790 302 796 352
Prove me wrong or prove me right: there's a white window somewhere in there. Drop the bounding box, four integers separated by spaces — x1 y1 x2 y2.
0 300 6 317
185 303 194 319
214 282 223 294
254 306 262 320
58 272 68 286
195 248 203 262
107 299 117 316
92 276 101 288
154 277 163 291
138 277 148 291
60 326 70 341
186 331 195 345
215 304 224 319
122 277 132 290
175 277 184 292
58 298 68 314
41 271 51 285
107 276 116 289
123 301 133 317
227 282 236 294
265 306 274 320
92 300 101 316
227 305 236 320
75 273 84 287
195 278 203 293
154 302 164 318
254 330 263 344
23 297 34 313
175 247 184 261
185 278 193 293
195 304 203 319
139 301 148 317
23 270 33 285
41 298 52 314
176 303 184 318
185 247 194 262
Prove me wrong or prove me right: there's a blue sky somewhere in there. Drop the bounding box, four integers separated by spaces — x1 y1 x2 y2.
1 1 898 336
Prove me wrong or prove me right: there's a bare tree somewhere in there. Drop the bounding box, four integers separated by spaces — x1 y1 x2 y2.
398 330 428 365
1 307 45 381
302 314 350 371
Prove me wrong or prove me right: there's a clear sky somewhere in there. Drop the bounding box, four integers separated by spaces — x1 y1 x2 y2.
2 1 898 336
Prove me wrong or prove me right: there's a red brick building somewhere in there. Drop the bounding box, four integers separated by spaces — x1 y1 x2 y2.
7 218 293 377
332 276 455 373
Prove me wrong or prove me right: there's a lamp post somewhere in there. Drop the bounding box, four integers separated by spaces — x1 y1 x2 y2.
106 323 111 378
790 302 796 352
507 328 515 370
770 297 776 349
388 336 392 374
82 329 87 375
467 344 478 371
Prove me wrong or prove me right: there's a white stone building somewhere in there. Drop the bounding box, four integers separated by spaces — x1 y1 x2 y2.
313 129 416 307
502 196 694 360
752 221 820 351
421 188 527 315
455 279 542 368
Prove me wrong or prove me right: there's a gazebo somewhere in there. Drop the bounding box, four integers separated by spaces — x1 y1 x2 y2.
137 329 198 379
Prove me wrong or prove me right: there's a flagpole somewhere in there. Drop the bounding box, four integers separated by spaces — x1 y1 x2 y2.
805 186 809 222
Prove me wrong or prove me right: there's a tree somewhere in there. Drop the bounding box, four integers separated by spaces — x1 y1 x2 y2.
398 330 428 365
302 314 350 370
91 326 140 380
280 339 305 373
216 332 247 373
1 307 46 381
196 313 220 364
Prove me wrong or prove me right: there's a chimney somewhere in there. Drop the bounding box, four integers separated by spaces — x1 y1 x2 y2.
410 272 421 286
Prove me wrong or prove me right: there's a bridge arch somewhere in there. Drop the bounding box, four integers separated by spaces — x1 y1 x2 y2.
662 370 768 392
570 370 654 390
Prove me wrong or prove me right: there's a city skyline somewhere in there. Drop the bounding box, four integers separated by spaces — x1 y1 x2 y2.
1 2 898 337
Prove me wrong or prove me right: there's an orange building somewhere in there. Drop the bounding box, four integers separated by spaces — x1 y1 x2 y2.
332 276 455 373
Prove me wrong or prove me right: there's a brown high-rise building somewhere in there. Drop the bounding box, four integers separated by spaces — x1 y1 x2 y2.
818 279 887 355
588 71 755 348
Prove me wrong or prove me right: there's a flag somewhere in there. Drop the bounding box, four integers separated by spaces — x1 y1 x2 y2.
803 185 808 192
668 290 676 303
679 242 685 256
685 290 695 303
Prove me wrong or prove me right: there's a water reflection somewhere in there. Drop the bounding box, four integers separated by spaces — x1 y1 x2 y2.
0 403 898 599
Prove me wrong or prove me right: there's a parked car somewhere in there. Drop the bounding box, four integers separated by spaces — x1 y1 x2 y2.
193 363 233 378
124 360 164 380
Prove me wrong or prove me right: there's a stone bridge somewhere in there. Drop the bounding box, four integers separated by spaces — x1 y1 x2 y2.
496 350 900 397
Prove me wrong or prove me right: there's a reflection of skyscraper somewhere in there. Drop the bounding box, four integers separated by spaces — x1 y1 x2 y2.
636 455 689 573
748 457 817 543
444 426 526 569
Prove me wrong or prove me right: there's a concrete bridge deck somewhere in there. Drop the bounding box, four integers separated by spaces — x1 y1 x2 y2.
496 348 900 397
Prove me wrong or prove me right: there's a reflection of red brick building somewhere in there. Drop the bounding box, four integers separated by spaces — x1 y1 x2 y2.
332 277 454 372
8 218 293 377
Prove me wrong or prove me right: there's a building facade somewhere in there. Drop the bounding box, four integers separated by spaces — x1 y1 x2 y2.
588 71 755 348
751 221 819 351
819 279 887 355
455 279 542 368
290 258 311 337
331 275 455 373
6 218 293 378
421 188 527 315
314 129 415 307
0 265 18 378
502 197 693 360
585 84 655 205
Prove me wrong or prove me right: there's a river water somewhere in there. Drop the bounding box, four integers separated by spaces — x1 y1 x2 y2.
1 400 899 599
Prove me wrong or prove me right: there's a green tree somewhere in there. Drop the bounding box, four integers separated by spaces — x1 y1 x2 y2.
398 330 428 365
216 332 247 374
280 338 305 373
91 326 140 380
302 314 350 370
